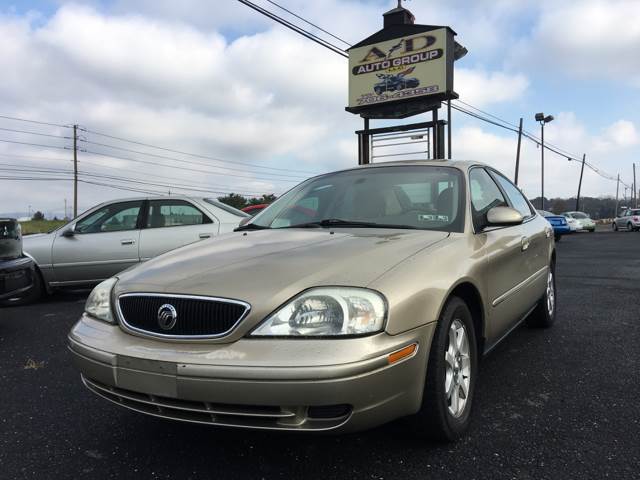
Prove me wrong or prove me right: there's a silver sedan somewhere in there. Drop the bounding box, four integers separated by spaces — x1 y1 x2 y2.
23 196 248 297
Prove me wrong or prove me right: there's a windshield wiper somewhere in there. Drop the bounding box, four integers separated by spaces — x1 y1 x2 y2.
234 223 271 232
281 218 421 230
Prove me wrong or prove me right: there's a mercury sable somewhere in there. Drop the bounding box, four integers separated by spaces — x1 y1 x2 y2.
68 160 556 441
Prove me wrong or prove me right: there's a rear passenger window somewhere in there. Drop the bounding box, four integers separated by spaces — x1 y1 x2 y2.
146 200 212 228
490 172 534 219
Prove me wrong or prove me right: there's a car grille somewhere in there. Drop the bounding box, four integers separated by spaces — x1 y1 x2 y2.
82 376 352 431
117 293 250 339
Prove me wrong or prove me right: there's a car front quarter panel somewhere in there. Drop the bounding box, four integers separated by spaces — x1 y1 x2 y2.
368 234 488 337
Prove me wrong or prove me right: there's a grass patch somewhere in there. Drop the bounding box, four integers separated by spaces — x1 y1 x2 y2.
20 219 66 235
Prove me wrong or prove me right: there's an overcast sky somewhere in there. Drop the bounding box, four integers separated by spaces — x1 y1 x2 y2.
1 0 639 217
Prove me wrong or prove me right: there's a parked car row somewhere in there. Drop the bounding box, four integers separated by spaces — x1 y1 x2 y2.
20 196 249 298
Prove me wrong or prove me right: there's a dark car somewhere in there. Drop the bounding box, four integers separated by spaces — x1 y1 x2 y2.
537 210 571 241
373 73 420 95
0 219 38 306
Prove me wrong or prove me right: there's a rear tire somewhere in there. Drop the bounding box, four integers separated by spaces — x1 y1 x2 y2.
628 222 634 231
411 296 478 442
612 223 618 231
527 263 556 328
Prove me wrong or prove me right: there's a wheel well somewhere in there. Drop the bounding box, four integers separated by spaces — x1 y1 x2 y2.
31 262 50 294
449 282 485 352
551 249 556 266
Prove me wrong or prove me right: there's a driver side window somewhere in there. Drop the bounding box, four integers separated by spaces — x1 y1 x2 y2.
75 201 143 234
469 168 507 231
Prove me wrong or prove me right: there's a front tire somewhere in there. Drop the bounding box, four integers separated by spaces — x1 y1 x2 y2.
527 263 556 328
412 296 478 442
612 222 618 231
628 222 634 232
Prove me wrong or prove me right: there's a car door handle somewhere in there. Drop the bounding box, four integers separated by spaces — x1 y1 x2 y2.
121 239 136 245
199 233 211 239
521 236 530 251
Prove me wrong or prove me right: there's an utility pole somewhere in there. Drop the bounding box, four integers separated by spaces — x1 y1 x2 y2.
514 117 523 185
615 174 620 218
64 198 67 220
634 163 637 208
73 124 78 218
576 154 586 211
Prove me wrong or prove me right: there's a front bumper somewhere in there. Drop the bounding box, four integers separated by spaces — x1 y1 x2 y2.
68 314 435 432
552 225 571 235
0 256 35 300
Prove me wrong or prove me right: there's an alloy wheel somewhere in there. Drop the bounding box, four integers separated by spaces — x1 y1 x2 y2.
546 270 555 316
445 319 471 417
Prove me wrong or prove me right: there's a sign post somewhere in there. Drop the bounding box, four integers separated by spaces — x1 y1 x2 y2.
345 3 465 164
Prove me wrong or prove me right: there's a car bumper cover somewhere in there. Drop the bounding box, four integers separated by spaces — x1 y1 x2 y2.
68 314 436 432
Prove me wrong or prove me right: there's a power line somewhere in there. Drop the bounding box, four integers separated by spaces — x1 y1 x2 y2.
0 126 71 139
0 138 69 150
80 128 319 175
264 0 353 47
79 138 309 180
82 149 302 184
235 0 348 58
0 114 71 129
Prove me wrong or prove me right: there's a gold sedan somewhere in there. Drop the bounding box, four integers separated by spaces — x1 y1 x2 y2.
68 160 556 441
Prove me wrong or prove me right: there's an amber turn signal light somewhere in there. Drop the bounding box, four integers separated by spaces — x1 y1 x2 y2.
388 343 418 364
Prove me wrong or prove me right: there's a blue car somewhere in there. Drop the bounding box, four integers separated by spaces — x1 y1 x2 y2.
538 210 571 241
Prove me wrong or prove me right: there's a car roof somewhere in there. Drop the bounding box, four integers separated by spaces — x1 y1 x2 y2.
320 159 490 177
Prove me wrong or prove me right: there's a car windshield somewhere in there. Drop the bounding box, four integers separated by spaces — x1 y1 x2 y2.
572 212 589 219
247 166 465 232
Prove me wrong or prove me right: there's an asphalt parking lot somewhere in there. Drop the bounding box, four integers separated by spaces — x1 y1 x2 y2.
1 229 639 480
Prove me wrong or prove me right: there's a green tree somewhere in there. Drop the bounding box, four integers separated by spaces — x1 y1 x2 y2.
217 193 248 210
248 194 277 206
32 211 45 221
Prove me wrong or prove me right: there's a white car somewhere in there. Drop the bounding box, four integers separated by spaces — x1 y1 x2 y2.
612 208 640 231
562 211 595 232
23 196 249 297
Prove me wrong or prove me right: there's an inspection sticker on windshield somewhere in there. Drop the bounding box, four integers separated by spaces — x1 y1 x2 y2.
418 214 449 222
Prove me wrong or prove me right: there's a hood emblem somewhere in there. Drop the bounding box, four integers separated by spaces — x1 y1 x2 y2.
157 304 178 331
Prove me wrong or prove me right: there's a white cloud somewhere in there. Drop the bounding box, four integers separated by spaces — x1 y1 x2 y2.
0 1 634 217
514 0 640 86
456 68 529 107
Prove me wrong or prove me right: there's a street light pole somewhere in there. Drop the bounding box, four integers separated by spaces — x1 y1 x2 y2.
535 113 554 211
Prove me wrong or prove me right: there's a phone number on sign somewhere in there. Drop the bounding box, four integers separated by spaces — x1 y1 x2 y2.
356 85 439 105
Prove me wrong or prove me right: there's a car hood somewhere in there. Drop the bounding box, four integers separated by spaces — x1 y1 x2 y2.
115 228 449 323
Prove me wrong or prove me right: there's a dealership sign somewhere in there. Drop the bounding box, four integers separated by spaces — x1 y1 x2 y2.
347 27 455 117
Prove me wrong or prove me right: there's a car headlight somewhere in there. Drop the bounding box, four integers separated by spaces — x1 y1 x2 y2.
251 287 387 337
84 277 117 324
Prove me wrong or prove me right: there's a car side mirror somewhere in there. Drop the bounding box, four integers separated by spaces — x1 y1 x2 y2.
238 217 251 227
61 228 75 238
486 206 523 227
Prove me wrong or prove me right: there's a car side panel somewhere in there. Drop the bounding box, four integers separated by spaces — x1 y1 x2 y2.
139 223 220 261
51 229 141 285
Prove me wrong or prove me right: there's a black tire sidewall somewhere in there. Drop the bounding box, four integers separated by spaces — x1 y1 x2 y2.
421 296 478 440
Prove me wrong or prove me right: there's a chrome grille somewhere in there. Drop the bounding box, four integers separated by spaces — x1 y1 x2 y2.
117 293 250 339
